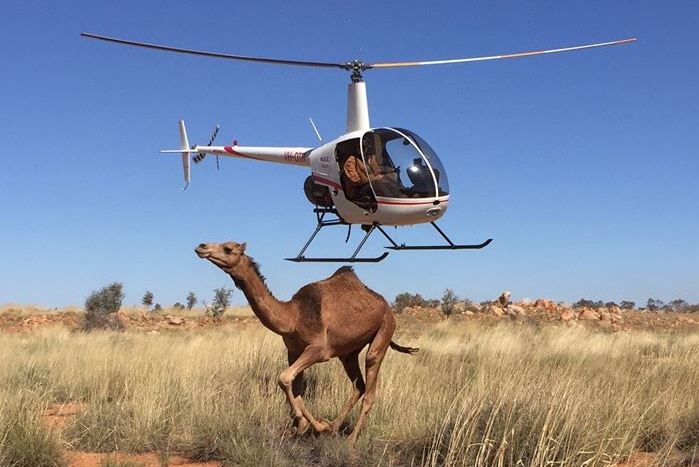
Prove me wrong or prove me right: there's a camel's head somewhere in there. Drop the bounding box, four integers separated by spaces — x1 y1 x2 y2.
195 241 247 273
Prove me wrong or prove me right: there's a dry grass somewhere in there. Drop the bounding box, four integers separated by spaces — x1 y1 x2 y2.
1 319 698 466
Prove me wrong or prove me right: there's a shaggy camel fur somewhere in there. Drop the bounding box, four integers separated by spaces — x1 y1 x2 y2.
195 241 418 442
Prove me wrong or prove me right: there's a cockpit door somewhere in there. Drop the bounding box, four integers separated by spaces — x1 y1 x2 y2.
360 128 449 199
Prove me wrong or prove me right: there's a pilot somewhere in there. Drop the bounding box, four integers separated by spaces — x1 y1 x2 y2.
343 150 403 200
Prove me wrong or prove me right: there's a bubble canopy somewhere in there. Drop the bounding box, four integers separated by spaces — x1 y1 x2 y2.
361 128 449 198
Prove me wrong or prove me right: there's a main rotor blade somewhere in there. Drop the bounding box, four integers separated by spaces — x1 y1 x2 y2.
82 33 635 74
80 33 345 70
370 38 636 69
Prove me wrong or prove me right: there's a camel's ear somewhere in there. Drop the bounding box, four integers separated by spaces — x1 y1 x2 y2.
240 242 247 253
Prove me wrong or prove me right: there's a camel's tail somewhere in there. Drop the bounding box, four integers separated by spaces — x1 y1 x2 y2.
390 340 419 355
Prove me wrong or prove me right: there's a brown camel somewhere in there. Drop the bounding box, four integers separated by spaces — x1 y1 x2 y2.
195 241 418 442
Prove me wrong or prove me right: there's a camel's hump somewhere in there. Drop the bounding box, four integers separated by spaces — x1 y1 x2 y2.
331 266 356 277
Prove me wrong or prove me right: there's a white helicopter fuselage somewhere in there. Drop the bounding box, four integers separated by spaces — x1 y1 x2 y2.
170 80 450 227
185 129 449 227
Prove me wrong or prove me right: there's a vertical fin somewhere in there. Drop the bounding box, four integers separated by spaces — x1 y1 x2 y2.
178 120 191 189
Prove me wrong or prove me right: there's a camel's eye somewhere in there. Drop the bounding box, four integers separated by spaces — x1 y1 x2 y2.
223 246 233 254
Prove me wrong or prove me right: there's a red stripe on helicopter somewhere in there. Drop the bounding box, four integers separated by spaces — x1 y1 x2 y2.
312 174 342 190
222 146 267 162
376 196 449 206
311 174 449 206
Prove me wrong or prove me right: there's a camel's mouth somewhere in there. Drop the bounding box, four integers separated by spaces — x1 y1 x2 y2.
195 244 228 269
194 245 209 258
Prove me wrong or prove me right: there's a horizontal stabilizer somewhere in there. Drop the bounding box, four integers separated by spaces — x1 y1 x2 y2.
161 149 198 154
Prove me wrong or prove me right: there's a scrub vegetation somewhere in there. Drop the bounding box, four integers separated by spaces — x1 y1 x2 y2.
1 316 698 466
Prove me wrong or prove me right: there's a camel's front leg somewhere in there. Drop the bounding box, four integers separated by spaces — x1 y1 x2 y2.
278 345 332 435
290 370 310 434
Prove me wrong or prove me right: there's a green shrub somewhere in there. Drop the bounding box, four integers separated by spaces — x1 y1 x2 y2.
205 287 233 319
83 282 124 331
393 292 424 313
186 292 197 310
441 289 459 317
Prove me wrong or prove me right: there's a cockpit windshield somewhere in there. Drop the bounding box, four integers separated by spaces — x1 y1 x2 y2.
361 128 449 198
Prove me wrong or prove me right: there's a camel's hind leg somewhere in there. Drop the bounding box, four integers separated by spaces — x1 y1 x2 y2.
329 350 365 434
348 314 396 443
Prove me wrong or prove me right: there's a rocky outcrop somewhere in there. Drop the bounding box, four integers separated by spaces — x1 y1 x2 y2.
474 292 627 331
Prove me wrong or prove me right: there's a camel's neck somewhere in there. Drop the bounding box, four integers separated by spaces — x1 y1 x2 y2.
228 257 294 335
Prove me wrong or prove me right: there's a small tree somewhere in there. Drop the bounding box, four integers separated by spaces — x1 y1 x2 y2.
573 298 604 309
647 298 664 312
186 292 197 310
393 293 420 313
83 282 124 331
668 299 689 313
441 288 459 317
393 293 412 313
142 291 154 310
206 287 233 319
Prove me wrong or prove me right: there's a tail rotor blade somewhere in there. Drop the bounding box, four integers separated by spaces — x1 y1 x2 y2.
208 125 220 145
193 152 206 164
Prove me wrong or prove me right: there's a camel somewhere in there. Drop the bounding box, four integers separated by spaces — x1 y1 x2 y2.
195 241 418 443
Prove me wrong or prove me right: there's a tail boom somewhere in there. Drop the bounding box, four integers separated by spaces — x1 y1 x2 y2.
160 120 313 188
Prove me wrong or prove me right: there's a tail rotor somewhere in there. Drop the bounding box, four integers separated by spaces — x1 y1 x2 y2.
193 125 220 165
161 120 220 189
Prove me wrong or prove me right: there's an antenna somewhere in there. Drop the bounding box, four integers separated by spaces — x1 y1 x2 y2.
309 117 323 142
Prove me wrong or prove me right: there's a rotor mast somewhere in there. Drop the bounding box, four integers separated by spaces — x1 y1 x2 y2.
344 61 372 133
346 78 370 133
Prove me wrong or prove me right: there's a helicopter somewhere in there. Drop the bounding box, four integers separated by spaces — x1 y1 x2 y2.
81 33 636 262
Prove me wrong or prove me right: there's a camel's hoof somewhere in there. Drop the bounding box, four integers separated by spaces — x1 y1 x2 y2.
293 416 311 436
323 419 342 436
312 419 333 435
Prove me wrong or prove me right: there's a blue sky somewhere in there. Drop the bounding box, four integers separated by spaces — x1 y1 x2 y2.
1 1 697 308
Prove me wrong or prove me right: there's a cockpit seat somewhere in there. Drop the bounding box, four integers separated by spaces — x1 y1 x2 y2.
407 158 433 196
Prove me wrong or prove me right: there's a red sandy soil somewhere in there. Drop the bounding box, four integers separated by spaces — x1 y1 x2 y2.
67 453 219 467
40 403 219 467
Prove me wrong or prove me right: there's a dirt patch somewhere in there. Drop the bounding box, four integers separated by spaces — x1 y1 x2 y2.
0 308 259 333
41 403 221 467
41 402 89 428
67 452 220 467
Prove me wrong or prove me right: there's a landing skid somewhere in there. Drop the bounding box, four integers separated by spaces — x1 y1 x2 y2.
379 222 493 251
285 208 492 263
286 208 389 263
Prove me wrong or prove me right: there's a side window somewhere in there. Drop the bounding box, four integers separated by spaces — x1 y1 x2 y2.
336 138 362 193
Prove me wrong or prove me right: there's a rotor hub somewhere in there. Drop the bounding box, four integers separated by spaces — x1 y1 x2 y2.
342 59 371 82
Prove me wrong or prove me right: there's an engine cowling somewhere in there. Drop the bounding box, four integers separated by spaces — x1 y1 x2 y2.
303 175 334 207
